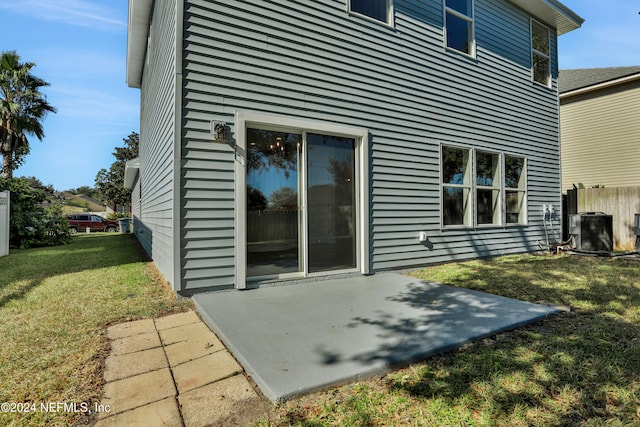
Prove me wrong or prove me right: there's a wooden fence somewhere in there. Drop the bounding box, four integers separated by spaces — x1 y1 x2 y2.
564 186 640 250
247 209 298 243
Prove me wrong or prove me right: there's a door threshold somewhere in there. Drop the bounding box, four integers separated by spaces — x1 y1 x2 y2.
245 271 365 290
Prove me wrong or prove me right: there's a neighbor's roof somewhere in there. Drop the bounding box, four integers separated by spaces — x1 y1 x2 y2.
126 0 583 89
559 66 640 96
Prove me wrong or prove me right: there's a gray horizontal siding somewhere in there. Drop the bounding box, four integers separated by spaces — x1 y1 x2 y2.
137 0 178 289
131 175 141 234
179 0 563 288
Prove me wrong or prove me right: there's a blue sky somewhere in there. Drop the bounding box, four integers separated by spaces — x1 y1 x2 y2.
1 0 138 191
1 0 639 191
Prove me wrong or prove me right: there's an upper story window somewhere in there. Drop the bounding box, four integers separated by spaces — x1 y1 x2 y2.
349 0 392 25
531 19 551 86
444 0 475 56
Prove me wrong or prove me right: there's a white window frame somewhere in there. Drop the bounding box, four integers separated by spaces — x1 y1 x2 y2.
443 0 476 58
348 0 394 27
234 111 370 289
441 145 473 228
475 150 502 227
504 155 528 225
440 145 528 229
531 18 551 87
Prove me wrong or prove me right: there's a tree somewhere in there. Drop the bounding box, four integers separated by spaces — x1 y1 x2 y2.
246 128 298 178
0 177 71 248
268 187 297 209
247 185 267 210
20 175 56 198
0 51 56 178
95 132 139 212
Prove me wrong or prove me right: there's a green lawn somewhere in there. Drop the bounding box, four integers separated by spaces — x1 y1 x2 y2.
261 254 640 426
2 237 639 426
0 234 191 427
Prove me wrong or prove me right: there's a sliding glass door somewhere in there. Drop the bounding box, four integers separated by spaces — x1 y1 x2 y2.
306 133 356 273
246 128 357 280
246 129 302 278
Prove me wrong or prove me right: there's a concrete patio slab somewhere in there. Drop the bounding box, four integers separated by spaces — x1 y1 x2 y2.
154 310 200 331
99 368 176 416
159 322 227 366
107 318 156 340
193 273 558 402
94 397 181 427
109 331 161 356
179 374 269 427
97 310 270 426
172 350 243 393
103 347 168 382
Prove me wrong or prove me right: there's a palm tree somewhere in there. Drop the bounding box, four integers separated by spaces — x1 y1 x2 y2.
0 50 56 178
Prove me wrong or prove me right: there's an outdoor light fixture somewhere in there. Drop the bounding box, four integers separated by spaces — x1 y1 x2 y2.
211 120 226 141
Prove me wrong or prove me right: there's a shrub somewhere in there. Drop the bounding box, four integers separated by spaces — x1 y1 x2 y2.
0 178 72 248
107 212 130 221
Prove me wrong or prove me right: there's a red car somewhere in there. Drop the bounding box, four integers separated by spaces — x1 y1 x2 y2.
67 214 119 233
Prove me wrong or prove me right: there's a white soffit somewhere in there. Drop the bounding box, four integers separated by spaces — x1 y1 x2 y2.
126 0 153 88
509 0 584 35
124 158 140 190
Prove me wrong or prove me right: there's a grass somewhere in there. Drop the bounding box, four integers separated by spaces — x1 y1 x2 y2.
0 234 191 427
260 254 640 426
2 238 639 426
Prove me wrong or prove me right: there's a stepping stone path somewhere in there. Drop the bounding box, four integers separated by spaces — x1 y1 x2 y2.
94 311 270 426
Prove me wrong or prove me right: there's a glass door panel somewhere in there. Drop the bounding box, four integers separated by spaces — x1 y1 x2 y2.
306 133 356 273
246 128 302 278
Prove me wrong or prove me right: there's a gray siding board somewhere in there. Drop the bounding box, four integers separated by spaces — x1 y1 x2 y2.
131 175 141 234
177 0 563 289
183 189 233 200
183 219 235 230
183 9 553 113
184 230 234 240
183 200 233 210
184 248 234 259
181 64 557 140
137 0 178 289
184 266 235 280
184 238 234 250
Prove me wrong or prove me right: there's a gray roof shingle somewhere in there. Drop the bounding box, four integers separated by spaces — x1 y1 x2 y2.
559 66 640 94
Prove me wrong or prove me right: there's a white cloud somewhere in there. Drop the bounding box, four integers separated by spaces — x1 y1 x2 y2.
0 0 126 31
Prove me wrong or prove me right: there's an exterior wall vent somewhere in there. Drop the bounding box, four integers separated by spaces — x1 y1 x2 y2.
569 212 613 252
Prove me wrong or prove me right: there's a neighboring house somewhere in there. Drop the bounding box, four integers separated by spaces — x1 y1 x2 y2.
559 66 640 190
125 0 582 294
63 192 111 213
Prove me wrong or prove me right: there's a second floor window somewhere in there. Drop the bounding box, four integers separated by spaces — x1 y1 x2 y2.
531 19 551 86
445 0 474 56
350 0 391 25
